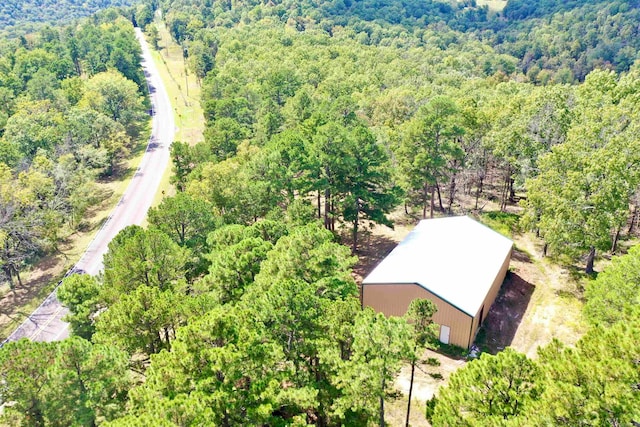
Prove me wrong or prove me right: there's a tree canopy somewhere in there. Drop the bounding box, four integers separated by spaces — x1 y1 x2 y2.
3 0 640 426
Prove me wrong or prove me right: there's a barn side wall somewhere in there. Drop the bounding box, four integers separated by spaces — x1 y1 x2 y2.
362 284 473 348
468 248 513 347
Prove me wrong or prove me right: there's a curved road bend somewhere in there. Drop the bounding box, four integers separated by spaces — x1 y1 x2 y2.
4 28 175 343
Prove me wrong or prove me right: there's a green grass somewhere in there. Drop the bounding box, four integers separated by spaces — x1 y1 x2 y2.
477 211 521 238
430 341 468 359
474 0 507 12
150 21 205 146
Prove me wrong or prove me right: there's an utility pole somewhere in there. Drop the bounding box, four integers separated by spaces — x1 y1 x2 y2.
182 44 189 103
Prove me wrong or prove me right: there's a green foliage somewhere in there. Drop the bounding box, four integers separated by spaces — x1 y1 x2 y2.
41 337 132 426
0 1 139 34
148 193 220 278
102 225 189 298
521 69 640 271
253 223 357 299
479 211 520 239
432 272 640 426
406 298 438 348
425 396 437 423
94 285 185 356
425 357 440 367
432 348 543 425
584 245 640 327
3 100 64 158
498 1 640 80
4 1 640 426
57 274 102 340
82 70 146 134
200 236 273 303
398 96 464 217
169 141 200 192
333 309 412 424
536 323 640 425
0 338 131 426
0 12 148 286
0 339 56 425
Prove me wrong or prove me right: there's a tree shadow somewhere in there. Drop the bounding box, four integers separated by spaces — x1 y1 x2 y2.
474 271 535 354
511 247 532 263
2 272 55 309
0 252 61 336
353 233 399 282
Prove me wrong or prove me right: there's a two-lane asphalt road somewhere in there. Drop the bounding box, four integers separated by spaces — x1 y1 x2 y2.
3 28 175 343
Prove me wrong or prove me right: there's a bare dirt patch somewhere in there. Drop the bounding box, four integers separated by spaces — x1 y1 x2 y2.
353 233 401 282
396 349 466 401
351 218 413 282
389 348 466 427
475 270 535 353
505 236 587 357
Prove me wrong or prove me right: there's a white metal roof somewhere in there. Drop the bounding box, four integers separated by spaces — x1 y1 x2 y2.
362 216 513 317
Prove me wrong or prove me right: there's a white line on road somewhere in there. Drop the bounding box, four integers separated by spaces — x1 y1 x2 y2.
29 305 65 340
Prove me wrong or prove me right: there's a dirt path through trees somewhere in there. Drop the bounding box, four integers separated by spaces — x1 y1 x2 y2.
506 235 586 357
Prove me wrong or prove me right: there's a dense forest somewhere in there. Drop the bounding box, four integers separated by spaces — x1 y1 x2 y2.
0 0 639 425
0 0 140 35
159 0 640 82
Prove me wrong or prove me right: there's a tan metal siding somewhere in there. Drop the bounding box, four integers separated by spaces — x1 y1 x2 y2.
469 249 512 346
362 283 472 348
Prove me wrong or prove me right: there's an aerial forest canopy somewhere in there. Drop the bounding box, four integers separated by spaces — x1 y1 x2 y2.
0 0 639 425
160 0 640 82
0 0 141 36
158 0 640 267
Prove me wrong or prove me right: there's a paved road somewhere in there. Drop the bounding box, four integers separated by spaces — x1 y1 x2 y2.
3 28 175 344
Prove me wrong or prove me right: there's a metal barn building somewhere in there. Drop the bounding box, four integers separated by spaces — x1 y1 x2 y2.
361 216 513 349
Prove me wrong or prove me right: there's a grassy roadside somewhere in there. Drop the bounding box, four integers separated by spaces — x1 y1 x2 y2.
151 20 205 146
145 19 206 210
